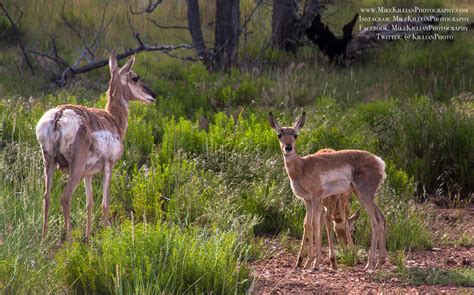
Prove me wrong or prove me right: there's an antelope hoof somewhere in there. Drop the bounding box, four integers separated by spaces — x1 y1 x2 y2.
330 257 338 270
364 263 376 273
376 258 386 269
295 256 303 268
304 257 314 269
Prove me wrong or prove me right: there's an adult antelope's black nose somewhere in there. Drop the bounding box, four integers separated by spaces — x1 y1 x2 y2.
285 145 292 153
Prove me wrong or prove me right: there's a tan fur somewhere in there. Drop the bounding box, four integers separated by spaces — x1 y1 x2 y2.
36 53 156 242
269 112 386 272
315 148 357 247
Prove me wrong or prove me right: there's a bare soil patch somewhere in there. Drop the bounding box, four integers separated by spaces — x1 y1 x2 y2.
249 205 473 294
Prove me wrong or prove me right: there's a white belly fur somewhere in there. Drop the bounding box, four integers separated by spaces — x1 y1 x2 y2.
84 131 123 175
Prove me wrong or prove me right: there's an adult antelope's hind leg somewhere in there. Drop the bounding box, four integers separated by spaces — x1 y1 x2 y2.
101 161 113 227
353 189 379 272
61 127 90 242
84 176 93 241
41 152 55 240
374 205 387 268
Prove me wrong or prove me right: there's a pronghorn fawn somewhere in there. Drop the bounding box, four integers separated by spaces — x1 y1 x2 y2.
316 149 360 246
316 149 360 269
269 112 386 272
36 53 156 242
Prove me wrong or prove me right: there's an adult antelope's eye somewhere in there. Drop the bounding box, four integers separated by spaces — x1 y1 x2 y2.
132 76 139 82
278 133 282 139
294 134 298 139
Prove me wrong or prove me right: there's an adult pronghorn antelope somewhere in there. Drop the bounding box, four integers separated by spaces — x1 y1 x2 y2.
36 53 156 242
269 112 386 272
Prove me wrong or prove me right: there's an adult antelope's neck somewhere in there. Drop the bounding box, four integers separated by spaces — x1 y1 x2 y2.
105 77 129 139
283 150 303 181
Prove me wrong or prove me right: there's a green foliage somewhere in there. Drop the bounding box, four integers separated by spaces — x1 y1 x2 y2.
55 223 250 294
337 247 360 267
404 268 474 287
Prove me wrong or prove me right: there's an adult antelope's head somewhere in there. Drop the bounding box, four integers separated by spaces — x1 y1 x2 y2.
269 112 306 155
108 53 157 104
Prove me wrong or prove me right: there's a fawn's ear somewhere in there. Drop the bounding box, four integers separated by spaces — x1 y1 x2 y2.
119 54 136 74
109 51 118 76
293 111 306 133
268 112 281 133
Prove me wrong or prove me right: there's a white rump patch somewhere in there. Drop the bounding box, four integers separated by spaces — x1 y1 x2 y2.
373 155 387 180
320 166 352 198
57 110 83 157
36 108 61 154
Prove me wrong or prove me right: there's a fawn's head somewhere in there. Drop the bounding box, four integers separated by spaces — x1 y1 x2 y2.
108 53 156 104
268 112 306 155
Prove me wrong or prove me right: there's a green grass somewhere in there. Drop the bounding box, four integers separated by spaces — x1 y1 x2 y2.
55 223 250 294
1 0 473 292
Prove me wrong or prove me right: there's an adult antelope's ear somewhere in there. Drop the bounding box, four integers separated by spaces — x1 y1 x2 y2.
109 51 118 76
268 112 281 133
120 54 136 74
293 111 306 133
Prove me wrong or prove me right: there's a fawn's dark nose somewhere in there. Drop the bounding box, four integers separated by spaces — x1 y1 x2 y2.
285 144 292 153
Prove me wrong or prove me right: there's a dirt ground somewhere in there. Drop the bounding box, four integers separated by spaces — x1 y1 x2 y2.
249 204 474 294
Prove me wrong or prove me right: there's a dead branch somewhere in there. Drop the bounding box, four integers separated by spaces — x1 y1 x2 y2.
29 33 192 86
0 3 34 72
129 0 163 14
147 18 188 30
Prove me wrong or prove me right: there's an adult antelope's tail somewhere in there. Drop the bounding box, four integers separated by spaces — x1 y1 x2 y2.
36 108 63 156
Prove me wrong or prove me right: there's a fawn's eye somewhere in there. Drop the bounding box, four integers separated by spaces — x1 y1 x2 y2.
132 76 139 82
278 133 282 139
294 134 298 139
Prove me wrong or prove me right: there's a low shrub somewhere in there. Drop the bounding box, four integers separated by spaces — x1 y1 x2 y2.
55 223 251 294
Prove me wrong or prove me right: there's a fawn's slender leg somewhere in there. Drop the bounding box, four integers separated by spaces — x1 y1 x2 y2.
323 207 338 269
296 215 308 267
84 176 93 241
101 161 113 227
41 152 55 240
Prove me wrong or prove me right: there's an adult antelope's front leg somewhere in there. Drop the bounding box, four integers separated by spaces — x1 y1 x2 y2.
296 200 315 268
101 161 113 227
310 199 323 270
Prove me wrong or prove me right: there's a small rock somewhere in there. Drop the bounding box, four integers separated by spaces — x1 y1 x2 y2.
432 247 442 251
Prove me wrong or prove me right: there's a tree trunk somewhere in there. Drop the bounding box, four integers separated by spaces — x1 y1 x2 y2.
271 0 298 52
271 0 330 52
186 0 209 67
214 0 240 71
